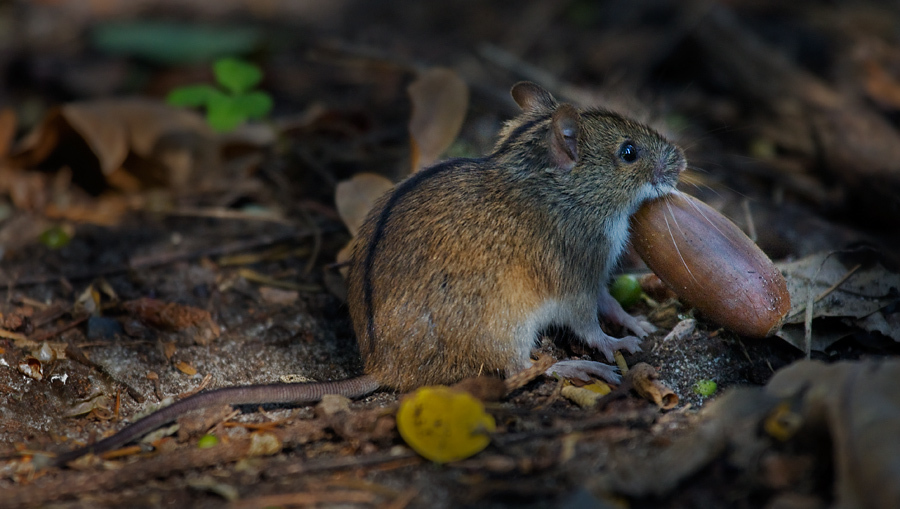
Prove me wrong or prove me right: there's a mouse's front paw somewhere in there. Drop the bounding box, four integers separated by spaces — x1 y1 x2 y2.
615 335 643 355
546 359 621 384
583 331 643 362
623 315 656 338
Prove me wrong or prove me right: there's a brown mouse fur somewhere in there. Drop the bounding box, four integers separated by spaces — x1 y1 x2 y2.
49 82 684 467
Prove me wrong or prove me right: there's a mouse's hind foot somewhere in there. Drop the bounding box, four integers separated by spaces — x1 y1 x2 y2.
545 359 621 384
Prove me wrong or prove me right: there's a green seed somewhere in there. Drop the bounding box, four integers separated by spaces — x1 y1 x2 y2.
40 226 71 249
610 274 642 308
197 434 219 449
693 379 718 397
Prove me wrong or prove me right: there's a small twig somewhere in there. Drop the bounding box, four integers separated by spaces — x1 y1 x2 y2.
237 268 320 292
814 263 862 303
162 207 293 225
114 386 122 421
27 313 90 343
804 281 815 359
16 296 51 310
29 303 70 329
492 409 656 446
279 450 419 476
0 328 27 341
128 230 314 271
177 373 213 399
303 214 323 276
788 258 865 357
741 199 757 242
64 342 145 403
504 353 554 393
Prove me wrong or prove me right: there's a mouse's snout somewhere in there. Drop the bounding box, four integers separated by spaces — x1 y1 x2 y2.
651 145 686 187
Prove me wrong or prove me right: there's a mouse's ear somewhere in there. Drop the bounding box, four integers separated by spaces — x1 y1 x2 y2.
550 104 579 172
511 82 557 112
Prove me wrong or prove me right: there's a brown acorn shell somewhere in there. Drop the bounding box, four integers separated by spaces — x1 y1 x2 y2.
631 192 790 337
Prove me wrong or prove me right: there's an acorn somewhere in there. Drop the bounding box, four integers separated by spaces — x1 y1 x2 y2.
631 191 790 337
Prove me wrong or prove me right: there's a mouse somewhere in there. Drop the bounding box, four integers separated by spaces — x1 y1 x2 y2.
48 82 685 467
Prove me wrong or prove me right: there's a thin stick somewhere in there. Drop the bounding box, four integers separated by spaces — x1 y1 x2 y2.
162 207 292 225
741 199 757 242
28 313 90 343
814 264 861 303
64 342 145 403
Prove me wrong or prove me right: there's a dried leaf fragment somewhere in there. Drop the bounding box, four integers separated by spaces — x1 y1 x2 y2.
175 361 197 376
408 68 469 172
15 99 212 175
627 363 678 409
0 108 17 157
122 297 219 339
776 252 900 351
561 384 610 408
335 172 394 237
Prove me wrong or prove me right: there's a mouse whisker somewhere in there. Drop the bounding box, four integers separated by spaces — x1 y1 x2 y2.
681 192 729 239
662 198 699 284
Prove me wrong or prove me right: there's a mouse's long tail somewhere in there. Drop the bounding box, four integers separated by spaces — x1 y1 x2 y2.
51 375 380 468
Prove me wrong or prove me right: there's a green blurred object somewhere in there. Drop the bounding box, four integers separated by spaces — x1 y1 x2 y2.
40 226 71 249
167 57 273 132
214 57 263 94
92 22 261 65
693 379 718 397
166 84 219 107
197 434 219 449
609 274 642 308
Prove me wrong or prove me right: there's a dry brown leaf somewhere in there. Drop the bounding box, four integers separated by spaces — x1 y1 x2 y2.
0 108 17 158
258 286 299 305
65 394 112 417
0 328 28 341
12 98 216 188
335 172 394 236
44 193 130 226
175 361 198 376
408 68 469 172
0 165 129 225
0 167 52 211
122 297 218 335
334 241 355 281
0 304 34 332
0 328 28 340
626 362 678 410
161 341 177 361
776 252 900 351
561 385 605 408
863 60 900 110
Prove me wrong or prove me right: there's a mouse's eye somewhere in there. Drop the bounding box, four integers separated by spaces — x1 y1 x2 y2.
618 141 639 163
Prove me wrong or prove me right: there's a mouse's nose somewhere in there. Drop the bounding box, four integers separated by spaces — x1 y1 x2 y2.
651 146 685 187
